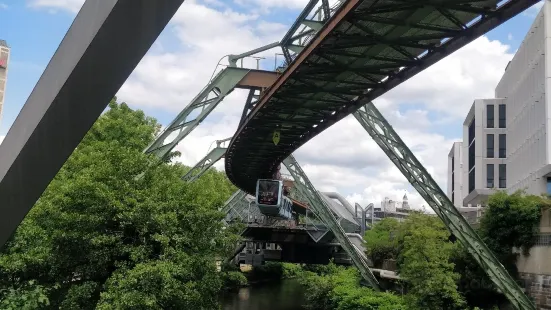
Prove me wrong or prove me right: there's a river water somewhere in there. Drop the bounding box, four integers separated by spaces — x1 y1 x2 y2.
220 279 306 310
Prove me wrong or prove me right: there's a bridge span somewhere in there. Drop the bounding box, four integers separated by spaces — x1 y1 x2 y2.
0 0 540 309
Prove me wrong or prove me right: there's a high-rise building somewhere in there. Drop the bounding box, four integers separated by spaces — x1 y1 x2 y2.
447 99 507 208
446 4 551 306
0 39 10 128
462 99 507 207
494 3 549 196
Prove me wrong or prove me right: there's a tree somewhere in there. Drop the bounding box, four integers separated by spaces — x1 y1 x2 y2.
398 213 466 310
451 191 547 308
363 218 402 268
0 99 240 308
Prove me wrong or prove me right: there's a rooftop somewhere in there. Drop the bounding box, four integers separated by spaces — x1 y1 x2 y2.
0 40 8 48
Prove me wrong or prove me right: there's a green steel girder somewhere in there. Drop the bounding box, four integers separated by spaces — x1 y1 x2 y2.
182 147 225 182
353 103 535 310
225 0 539 198
279 0 346 66
181 139 229 182
143 67 250 159
220 190 248 216
282 155 380 290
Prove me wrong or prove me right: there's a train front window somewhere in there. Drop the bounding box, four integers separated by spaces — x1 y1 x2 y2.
257 180 280 206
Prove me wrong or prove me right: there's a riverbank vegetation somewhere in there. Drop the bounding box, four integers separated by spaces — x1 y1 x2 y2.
0 100 243 309
362 192 546 309
0 100 547 309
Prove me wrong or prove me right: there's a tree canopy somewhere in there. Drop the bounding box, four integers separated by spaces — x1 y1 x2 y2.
0 99 240 309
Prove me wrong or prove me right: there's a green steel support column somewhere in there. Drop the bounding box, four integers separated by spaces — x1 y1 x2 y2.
144 67 250 159
353 103 535 310
282 155 380 290
182 138 230 182
220 190 248 215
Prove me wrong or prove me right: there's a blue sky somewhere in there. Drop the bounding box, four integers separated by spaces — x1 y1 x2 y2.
0 0 542 135
0 0 546 208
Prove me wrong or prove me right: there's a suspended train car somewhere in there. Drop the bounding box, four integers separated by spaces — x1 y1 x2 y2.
255 179 293 219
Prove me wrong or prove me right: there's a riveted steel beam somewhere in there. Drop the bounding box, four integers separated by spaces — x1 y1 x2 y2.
353 103 535 310
282 155 380 290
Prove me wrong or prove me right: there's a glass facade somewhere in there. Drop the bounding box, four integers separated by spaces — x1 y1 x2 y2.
487 134 494 158
486 104 494 128
498 104 506 128
499 164 506 189
499 134 506 158
486 164 494 188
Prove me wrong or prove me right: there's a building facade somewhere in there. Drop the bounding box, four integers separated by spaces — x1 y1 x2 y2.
447 141 463 208
0 40 9 128
446 3 551 306
462 99 508 207
495 4 550 197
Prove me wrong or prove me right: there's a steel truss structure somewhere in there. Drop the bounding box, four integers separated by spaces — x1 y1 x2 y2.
222 1 538 308
353 103 534 309
225 0 540 196
182 138 230 182
282 155 380 289
143 0 537 308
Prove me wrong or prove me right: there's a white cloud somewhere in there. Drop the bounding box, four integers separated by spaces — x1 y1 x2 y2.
0 3 8 10
27 0 84 13
0 136 4 145
26 0 517 213
114 0 516 212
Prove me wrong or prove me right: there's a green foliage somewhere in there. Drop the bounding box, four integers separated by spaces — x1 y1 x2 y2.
248 262 285 281
399 216 465 310
363 218 401 268
451 191 546 308
0 280 50 310
281 263 302 279
479 191 544 258
0 99 240 308
298 263 406 310
220 271 248 290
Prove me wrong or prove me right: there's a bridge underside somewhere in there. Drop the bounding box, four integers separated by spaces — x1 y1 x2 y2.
0 0 184 248
225 0 538 195
240 226 352 265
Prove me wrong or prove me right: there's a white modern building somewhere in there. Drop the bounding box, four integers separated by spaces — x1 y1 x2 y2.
447 99 507 207
446 3 551 305
0 39 9 128
462 99 508 207
494 3 550 197
447 142 463 208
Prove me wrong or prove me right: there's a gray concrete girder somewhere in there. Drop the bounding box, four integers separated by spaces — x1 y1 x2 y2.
0 0 185 248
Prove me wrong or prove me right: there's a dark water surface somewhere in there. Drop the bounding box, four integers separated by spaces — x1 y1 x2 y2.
220 279 306 310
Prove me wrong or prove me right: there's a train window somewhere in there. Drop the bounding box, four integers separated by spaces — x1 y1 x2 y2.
256 179 282 206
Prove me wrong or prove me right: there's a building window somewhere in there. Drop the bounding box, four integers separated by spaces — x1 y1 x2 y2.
451 156 455 192
547 178 551 196
499 134 506 158
498 104 506 128
468 118 475 171
486 164 494 188
499 164 506 188
469 168 475 193
486 104 494 128
486 134 494 158
468 118 475 144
